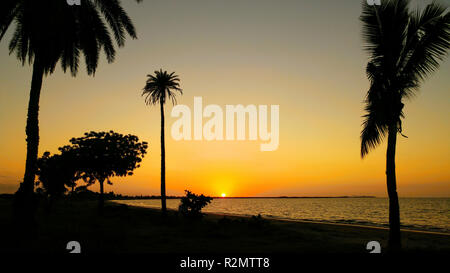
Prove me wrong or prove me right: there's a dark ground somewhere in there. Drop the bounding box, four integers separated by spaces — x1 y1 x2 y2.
0 197 449 254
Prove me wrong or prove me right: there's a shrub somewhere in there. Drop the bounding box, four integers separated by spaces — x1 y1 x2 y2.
178 190 213 218
248 214 268 228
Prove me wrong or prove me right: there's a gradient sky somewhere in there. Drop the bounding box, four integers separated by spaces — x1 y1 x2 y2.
0 0 449 197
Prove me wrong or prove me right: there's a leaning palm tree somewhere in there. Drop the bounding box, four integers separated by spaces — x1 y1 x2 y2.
360 0 449 251
142 70 182 214
0 0 142 223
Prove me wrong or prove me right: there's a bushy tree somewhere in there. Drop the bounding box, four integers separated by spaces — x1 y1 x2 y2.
62 131 148 211
178 190 213 219
36 151 79 208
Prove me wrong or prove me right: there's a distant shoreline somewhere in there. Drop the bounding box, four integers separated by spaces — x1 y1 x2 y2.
2 193 450 199
107 195 450 200
108 195 379 200
0 194 374 200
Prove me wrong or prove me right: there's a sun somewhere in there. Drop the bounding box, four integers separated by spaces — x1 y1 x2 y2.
221 193 226 197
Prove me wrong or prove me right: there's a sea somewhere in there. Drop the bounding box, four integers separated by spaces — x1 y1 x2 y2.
113 197 450 233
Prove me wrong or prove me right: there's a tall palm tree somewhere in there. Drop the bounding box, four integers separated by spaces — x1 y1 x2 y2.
360 0 449 251
142 69 182 214
0 0 142 222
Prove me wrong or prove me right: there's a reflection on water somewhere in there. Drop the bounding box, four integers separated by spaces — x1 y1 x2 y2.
113 198 450 233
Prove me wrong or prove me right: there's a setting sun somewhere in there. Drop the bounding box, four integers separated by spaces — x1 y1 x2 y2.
221 193 226 198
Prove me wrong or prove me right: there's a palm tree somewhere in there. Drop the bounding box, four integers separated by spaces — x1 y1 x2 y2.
142 69 182 214
0 0 142 222
360 0 450 251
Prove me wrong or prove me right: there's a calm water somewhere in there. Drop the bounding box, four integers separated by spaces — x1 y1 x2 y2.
113 198 450 233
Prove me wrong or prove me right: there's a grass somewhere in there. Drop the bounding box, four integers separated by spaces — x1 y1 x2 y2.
0 197 449 254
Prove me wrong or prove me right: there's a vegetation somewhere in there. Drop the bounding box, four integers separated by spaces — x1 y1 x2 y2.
360 0 450 251
59 131 148 211
0 0 448 256
36 151 79 209
33 131 147 213
0 0 142 226
142 70 183 214
178 190 213 218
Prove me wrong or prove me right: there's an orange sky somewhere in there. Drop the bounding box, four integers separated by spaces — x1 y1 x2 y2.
0 0 449 197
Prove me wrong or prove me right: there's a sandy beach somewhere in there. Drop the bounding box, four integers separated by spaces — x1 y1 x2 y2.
0 197 448 254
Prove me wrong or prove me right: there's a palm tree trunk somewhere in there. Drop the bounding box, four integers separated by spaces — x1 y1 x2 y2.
12 57 44 232
160 100 167 214
22 58 44 193
386 124 401 251
99 178 105 214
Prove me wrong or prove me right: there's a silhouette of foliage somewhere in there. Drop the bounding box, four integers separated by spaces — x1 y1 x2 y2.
36 151 79 208
360 0 450 157
1 0 142 226
360 0 450 250
142 70 183 105
142 69 182 215
248 214 268 229
178 190 213 219
61 131 148 211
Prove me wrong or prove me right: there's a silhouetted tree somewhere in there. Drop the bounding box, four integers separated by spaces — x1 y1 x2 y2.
360 0 450 251
62 131 148 212
178 190 213 219
0 0 142 225
142 70 182 214
36 151 79 209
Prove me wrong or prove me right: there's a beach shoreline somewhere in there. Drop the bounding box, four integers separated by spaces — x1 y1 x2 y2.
112 199 450 235
1 198 449 253
119 202 450 236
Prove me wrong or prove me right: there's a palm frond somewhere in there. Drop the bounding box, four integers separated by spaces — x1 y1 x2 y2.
361 111 387 158
0 0 19 41
361 78 389 157
400 5 450 86
142 69 182 106
3 0 141 76
360 0 450 157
